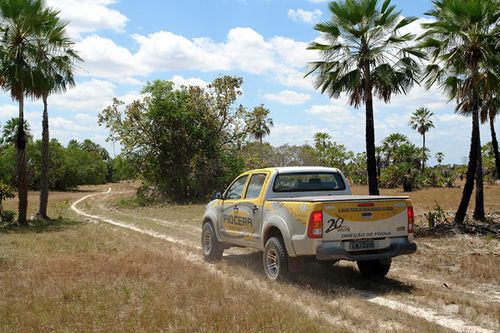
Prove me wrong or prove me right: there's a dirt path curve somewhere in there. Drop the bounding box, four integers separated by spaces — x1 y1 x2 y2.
71 187 496 333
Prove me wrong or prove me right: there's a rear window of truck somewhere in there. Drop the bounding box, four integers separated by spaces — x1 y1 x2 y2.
273 172 346 192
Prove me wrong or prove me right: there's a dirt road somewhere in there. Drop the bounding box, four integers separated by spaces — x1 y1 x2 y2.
71 184 499 333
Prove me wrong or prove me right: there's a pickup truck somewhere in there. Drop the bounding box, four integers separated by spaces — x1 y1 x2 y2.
201 166 416 281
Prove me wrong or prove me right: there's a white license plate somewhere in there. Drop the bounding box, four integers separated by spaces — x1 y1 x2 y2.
349 240 375 251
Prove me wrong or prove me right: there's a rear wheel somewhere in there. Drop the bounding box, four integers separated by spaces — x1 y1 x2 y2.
201 222 223 262
357 259 391 278
263 237 289 281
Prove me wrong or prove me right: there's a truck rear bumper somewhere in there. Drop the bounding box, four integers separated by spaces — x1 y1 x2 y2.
316 241 417 261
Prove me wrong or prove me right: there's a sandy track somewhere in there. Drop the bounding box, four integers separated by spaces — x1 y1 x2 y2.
71 187 496 333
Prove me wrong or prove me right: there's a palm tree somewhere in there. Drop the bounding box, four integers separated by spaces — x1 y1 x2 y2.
420 0 499 223
409 107 434 172
245 104 273 158
0 0 54 225
481 98 500 180
31 10 81 219
381 133 410 166
306 0 424 195
435 152 445 165
1 117 32 145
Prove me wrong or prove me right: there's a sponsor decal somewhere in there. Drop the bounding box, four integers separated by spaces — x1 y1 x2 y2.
339 206 395 213
223 214 252 227
340 231 392 239
325 217 350 233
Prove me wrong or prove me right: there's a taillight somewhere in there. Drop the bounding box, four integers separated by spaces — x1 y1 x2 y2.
407 206 414 234
307 210 323 238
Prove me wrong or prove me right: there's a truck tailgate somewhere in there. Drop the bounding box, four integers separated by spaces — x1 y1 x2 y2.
322 199 410 242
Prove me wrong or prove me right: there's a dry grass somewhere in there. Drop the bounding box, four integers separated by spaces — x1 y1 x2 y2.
350 183 500 215
2 182 499 332
0 220 341 332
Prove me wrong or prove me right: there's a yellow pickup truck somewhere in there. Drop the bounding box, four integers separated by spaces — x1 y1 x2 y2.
201 167 416 281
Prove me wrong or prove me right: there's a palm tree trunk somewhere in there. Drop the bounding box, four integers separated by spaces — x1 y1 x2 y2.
422 133 426 173
39 94 50 219
473 133 485 220
454 105 480 225
364 65 379 195
490 114 500 180
16 93 28 226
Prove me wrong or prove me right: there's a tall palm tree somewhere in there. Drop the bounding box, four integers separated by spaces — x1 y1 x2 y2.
31 10 81 219
245 104 273 158
409 107 434 172
435 152 445 165
306 0 424 195
0 0 53 225
420 0 499 223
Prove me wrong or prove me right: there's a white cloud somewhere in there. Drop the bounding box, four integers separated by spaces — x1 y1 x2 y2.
264 90 311 105
268 123 328 146
0 104 18 122
438 114 467 123
288 9 322 24
36 79 116 113
387 84 451 111
75 27 316 90
75 35 148 79
170 75 208 89
46 0 128 38
271 36 317 68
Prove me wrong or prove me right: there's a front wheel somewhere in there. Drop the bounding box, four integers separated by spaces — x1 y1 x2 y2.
263 237 289 281
201 222 223 262
357 259 392 278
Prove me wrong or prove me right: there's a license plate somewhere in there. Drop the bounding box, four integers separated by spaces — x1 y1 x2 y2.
349 240 375 251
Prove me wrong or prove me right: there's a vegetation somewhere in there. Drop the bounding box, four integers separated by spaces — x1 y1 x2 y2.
409 107 434 172
0 121 110 193
0 0 79 223
306 0 424 195
245 104 273 159
98 77 248 203
419 0 499 223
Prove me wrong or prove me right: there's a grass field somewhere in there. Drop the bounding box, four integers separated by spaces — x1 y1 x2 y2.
1 183 499 332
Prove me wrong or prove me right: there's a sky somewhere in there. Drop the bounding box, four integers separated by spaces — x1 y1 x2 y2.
0 0 497 165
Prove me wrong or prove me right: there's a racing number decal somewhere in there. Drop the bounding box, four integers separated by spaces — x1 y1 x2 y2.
325 217 347 233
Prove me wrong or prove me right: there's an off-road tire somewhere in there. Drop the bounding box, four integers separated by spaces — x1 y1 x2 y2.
357 259 392 278
263 237 289 281
202 222 223 262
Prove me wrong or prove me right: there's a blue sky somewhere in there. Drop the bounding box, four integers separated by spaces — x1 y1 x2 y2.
0 0 497 165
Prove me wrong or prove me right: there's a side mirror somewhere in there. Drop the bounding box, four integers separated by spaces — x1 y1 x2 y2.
211 191 222 200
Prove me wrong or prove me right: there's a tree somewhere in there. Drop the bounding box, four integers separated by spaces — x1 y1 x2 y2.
381 133 410 166
420 0 499 223
409 107 434 172
307 0 424 195
313 132 354 168
0 0 54 225
245 104 273 158
31 9 81 219
99 77 247 202
435 152 445 165
1 117 32 145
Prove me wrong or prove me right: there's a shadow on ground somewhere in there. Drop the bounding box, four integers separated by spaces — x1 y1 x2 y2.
223 251 416 298
0 218 84 234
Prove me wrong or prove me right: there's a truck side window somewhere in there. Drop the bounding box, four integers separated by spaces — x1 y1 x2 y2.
225 175 248 200
245 173 266 199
